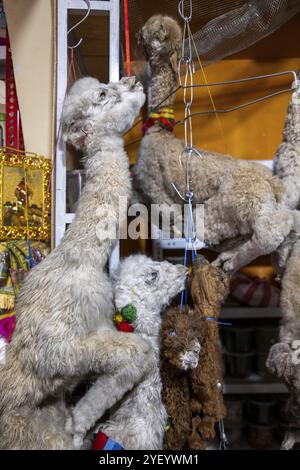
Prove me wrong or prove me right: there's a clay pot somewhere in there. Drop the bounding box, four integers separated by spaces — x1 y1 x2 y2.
255 326 279 353
247 422 275 449
246 396 276 425
224 351 254 378
222 327 254 353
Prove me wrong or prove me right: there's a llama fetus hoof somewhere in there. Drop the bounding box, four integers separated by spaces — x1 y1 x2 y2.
65 415 74 434
73 433 84 450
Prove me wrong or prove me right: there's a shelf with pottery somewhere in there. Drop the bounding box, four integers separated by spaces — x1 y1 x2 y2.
221 308 285 393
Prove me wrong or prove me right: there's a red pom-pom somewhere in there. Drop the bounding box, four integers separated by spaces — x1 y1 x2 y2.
93 431 108 450
117 321 134 333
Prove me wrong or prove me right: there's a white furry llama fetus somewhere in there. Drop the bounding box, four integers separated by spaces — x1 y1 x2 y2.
68 255 187 450
271 78 300 275
274 76 300 211
266 78 300 451
134 15 297 273
0 76 153 450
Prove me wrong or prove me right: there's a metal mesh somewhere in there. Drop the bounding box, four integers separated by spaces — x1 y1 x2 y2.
124 0 300 66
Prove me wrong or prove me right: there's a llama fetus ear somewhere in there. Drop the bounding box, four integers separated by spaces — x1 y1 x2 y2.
170 48 179 74
159 22 167 39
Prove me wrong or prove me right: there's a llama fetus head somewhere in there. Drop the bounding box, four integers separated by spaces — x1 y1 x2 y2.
191 255 230 318
61 76 145 150
113 255 187 337
137 15 182 71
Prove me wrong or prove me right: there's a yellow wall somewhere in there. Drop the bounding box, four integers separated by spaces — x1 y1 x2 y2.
125 13 300 164
123 13 300 265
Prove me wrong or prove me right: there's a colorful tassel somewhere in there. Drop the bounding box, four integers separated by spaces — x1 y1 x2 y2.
93 431 123 450
142 108 175 135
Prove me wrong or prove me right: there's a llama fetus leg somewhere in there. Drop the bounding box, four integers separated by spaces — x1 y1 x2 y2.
214 210 294 272
188 416 207 450
32 328 152 379
69 355 155 449
267 343 300 391
281 431 296 450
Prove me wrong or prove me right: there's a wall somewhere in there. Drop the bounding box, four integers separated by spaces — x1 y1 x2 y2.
125 13 300 164
123 13 300 268
4 0 56 159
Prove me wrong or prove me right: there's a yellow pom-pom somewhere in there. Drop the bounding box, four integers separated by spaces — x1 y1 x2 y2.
113 313 123 324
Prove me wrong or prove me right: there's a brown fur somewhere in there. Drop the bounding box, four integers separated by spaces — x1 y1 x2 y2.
160 255 230 449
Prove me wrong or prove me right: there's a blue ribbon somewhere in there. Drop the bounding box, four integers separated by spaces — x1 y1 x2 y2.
206 316 232 327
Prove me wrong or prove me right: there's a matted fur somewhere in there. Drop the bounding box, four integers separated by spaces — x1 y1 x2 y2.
67 255 187 450
274 76 300 211
161 255 229 450
134 15 298 272
0 76 152 449
267 82 300 450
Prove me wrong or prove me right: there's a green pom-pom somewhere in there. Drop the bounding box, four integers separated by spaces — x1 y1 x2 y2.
121 304 137 323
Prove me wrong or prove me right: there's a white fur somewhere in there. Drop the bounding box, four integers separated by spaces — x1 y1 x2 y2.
68 255 187 450
180 340 201 371
0 76 152 450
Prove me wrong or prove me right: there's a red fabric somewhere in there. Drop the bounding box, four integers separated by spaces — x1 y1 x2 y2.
117 321 134 333
92 431 108 450
142 116 175 135
141 117 155 135
230 273 279 308
159 116 175 131
0 316 16 342
124 0 131 77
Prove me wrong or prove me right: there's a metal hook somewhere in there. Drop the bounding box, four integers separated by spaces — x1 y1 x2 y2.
171 182 188 202
67 0 91 50
178 146 203 167
178 0 192 22
219 419 229 450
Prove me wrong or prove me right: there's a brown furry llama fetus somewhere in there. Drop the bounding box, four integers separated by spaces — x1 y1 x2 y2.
161 255 230 450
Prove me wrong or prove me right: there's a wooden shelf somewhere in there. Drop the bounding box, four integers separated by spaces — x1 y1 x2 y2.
224 374 288 394
221 307 282 319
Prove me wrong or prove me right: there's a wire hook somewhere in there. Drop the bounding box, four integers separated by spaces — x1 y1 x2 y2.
67 0 91 50
178 0 192 22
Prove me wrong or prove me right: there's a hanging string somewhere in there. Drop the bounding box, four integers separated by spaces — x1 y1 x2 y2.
36 45 77 247
51 45 77 222
188 23 227 153
207 317 232 327
69 48 77 83
124 0 131 77
29 39 77 247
